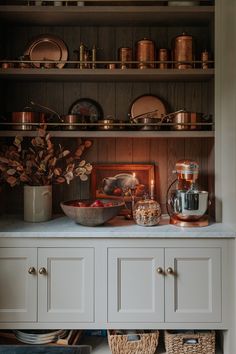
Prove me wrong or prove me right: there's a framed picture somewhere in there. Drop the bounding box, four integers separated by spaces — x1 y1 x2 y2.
91 164 155 211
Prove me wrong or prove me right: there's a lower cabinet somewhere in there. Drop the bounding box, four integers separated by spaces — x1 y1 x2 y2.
108 247 221 323
0 247 94 323
0 248 37 322
0 239 227 328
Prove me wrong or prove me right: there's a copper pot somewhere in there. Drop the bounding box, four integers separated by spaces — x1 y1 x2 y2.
171 111 202 130
12 111 39 130
61 114 83 130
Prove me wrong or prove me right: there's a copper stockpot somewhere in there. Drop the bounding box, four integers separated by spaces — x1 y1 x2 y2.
12 111 41 130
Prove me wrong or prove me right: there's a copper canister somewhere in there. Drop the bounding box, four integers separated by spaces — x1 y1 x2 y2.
174 32 193 69
201 50 209 69
136 39 155 69
118 47 132 69
158 48 168 69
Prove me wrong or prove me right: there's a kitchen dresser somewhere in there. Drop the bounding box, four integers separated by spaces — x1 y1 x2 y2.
0 1 236 353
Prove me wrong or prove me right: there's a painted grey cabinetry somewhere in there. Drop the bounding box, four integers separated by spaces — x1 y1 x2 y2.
0 248 37 322
108 247 221 323
0 247 94 323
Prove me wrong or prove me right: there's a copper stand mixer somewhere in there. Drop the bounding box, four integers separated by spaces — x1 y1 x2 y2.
167 160 209 227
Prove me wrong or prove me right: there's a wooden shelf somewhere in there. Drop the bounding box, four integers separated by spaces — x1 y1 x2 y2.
0 130 214 138
0 5 214 26
0 68 214 82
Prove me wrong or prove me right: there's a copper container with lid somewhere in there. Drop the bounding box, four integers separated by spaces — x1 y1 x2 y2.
158 48 168 69
118 47 132 69
136 39 155 69
173 32 193 69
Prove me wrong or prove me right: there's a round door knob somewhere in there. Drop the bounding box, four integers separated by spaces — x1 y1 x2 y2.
28 267 36 274
38 267 47 275
166 267 174 274
156 267 164 274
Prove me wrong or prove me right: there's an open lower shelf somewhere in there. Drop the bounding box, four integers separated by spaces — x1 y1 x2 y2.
80 336 222 354
0 130 214 138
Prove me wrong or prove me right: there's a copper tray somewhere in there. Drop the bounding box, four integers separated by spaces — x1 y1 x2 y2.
24 34 68 69
130 94 167 120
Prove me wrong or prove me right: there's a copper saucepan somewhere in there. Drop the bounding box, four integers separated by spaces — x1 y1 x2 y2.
12 111 45 131
171 111 206 130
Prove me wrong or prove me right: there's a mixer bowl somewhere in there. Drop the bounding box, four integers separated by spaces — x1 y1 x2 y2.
171 190 209 221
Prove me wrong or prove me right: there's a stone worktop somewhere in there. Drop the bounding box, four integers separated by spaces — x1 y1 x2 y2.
0 214 235 238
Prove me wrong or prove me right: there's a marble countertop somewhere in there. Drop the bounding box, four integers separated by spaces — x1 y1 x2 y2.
0 214 235 238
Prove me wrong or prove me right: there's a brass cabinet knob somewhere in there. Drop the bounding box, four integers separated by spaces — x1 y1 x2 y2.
156 267 164 274
38 267 47 275
28 267 36 274
166 267 174 275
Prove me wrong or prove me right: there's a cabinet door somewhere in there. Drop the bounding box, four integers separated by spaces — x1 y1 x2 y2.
38 248 94 323
0 248 37 322
108 248 164 322
165 247 221 323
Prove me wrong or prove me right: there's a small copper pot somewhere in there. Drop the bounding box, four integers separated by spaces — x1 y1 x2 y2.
171 111 201 130
61 114 83 130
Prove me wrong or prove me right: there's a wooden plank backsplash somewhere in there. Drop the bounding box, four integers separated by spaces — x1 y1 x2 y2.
2 137 215 217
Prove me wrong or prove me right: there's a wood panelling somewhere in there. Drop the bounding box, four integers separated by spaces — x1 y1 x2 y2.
2 137 214 216
1 23 215 217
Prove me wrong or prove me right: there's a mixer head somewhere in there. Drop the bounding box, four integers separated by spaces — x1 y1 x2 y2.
175 159 199 183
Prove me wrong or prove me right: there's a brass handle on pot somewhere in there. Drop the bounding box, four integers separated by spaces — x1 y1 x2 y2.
30 101 63 122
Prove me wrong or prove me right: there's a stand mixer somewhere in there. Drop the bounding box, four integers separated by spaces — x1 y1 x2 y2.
167 159 209 227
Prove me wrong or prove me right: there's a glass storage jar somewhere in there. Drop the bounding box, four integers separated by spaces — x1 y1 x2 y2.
133 198 161 226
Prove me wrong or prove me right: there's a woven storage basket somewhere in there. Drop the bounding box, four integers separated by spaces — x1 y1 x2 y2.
164 330 215 354
108 330 159 354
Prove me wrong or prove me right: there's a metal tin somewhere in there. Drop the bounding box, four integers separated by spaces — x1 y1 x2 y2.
136 39 155 69
201 50 209 69
118 47 132 69
174 32 193 69
107 63 116 69
158 48 168 69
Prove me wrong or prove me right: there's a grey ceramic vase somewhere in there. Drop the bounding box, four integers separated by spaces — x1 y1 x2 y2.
24 185 52 222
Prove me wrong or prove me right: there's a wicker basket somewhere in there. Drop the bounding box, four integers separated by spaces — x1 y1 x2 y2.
164 330 215 354
108 330 159 354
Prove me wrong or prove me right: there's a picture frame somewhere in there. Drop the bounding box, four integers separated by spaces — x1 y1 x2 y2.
91 164 155 214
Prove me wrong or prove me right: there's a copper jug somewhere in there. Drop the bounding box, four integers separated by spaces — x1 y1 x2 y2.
173 32 193 69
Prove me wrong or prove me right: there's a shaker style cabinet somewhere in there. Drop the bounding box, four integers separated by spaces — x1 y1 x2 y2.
0 248 37 323
108 247 221 324
0 247 94 323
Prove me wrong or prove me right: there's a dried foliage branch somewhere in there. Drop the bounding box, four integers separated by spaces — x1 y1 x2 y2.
0 124 93 187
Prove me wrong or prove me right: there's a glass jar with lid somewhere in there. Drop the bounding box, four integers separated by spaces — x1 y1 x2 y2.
133 197 161 226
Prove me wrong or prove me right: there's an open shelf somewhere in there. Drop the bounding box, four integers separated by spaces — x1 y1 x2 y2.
0 130 214 138
0 68 215 82
0 5 214 26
